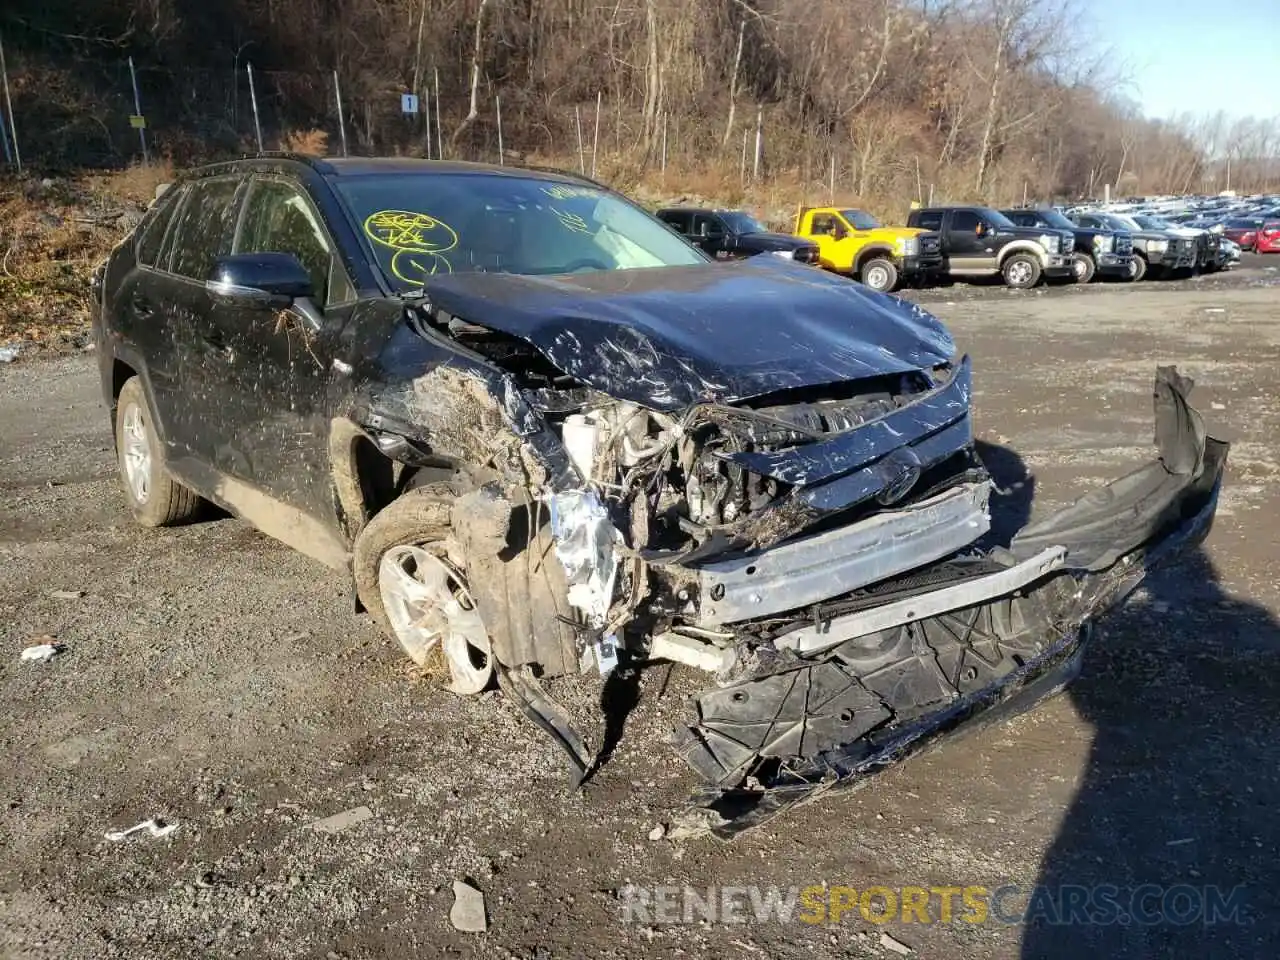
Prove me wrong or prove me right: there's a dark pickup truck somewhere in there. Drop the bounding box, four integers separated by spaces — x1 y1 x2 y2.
906 206 1074 288
657 207 820 265
1071 212 1197 281
1001 208 1135 283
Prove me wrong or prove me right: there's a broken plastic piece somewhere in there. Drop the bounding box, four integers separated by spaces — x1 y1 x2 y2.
594 634 619 675
450 879 488 932
309 805 374 834
650 632 736 673
547 489 619 626
20 643 59 662
104 818 179 841
497 665 595 788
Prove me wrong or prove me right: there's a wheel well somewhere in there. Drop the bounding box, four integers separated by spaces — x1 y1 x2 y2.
111 359 136 404
998 246 1037 265
330 419 460 538
855 247 894 271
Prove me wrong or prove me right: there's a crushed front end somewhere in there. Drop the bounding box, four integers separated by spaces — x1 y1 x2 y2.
393 267 1225 836
544 361 1223 834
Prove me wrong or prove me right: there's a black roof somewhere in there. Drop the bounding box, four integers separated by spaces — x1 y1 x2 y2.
187 153 593 184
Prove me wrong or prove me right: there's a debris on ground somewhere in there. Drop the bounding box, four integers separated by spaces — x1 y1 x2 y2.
0 345 19 363
104 818 179 841
664 808 726 842
647 823 666 841
20 638 61 662
450 879 488 933
308 805 374 834
879 931 913 955
48 589 85 600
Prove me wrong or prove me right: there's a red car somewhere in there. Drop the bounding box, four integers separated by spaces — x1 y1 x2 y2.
1257 221 1280 254
1223 218 1263 251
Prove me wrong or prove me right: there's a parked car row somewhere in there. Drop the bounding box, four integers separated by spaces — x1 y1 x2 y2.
660 201 1241 292
1068 192 1280 254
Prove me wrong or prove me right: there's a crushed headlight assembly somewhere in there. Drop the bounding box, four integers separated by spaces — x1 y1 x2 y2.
1148 239 1168 253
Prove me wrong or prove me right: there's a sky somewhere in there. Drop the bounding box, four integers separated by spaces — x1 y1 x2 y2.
1089 0 1279 121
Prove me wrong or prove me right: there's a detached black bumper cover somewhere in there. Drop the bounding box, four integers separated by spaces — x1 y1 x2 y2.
672 367 1227 837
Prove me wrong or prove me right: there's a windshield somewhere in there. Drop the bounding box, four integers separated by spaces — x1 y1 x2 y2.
1134 215 1174 231
839 209 881 230
1036 209 1077 230
721 211 768 234
977 207 1018 229
334 173 706 289
1106 214 1141 231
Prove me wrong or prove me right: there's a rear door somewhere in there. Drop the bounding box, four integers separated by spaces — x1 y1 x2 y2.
108 183 187 443
149 174 247 473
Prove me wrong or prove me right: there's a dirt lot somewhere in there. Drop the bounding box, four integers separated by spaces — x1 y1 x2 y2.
2 263 1279 959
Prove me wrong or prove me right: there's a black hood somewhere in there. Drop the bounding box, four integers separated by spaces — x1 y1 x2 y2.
1000 225 1073 244
734 231 815 253
422 261 955 410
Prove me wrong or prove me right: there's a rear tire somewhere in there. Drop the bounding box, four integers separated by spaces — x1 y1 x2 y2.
1071 252 1096 284
1001 253 1042 289
114 376 203 527
859 257 899 293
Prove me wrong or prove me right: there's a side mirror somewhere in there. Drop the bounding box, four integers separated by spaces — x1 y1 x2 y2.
207 253 314 308
975 221 988 237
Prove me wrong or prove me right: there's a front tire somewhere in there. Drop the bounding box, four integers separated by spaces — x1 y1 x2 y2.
1001 253 1042 289
859 257 899 293
1128 254 1148 282
1071 252 1096 284
114 377 202 527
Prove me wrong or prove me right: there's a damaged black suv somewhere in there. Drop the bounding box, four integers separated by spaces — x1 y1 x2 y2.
93 155 1226 835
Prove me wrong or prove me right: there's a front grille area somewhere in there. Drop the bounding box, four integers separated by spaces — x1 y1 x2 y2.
1116 235 1133 255
919 234 942 254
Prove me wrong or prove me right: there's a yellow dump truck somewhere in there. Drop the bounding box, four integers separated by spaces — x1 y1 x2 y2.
793 206 943 292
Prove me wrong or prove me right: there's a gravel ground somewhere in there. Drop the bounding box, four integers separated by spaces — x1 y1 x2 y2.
2 260 1279 959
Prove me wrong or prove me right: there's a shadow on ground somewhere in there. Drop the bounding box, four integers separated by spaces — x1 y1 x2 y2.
973 441 1280 958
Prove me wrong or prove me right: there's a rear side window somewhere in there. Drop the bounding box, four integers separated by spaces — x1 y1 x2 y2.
659 211 691 234
692 213 723 237
914 211 943 231
168 177 243 280
1006 211 1038 228
135 187 183 267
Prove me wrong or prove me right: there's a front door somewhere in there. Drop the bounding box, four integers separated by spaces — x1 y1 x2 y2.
946 210 994 273
227 176 358 526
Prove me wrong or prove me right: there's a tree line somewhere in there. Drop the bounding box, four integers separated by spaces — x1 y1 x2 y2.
3 0 1277 206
